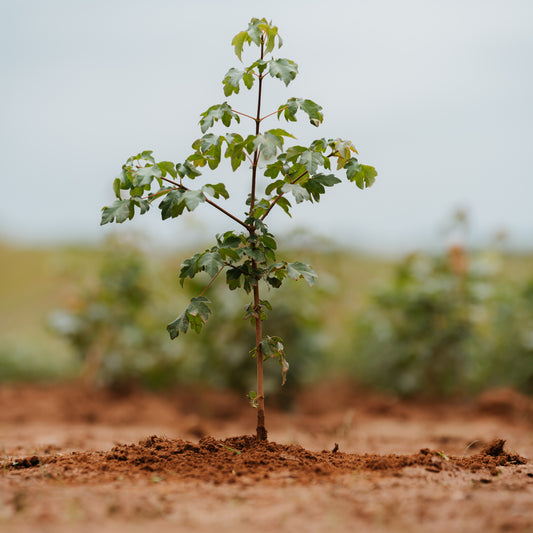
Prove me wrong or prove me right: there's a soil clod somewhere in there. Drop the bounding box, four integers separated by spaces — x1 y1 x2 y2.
483 439 506 457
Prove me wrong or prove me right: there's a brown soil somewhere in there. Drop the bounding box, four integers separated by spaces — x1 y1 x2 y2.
1 382 533 532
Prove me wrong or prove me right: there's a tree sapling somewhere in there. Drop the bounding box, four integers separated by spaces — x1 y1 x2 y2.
101 17 376 440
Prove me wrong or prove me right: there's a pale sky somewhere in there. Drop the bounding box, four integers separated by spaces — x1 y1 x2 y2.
1 0 532 253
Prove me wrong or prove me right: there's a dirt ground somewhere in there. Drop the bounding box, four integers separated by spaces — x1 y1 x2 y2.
1 381 533 532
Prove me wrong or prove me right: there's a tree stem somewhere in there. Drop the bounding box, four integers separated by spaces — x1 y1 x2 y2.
249 39 264 216
253 282 267 440
251 36 267 441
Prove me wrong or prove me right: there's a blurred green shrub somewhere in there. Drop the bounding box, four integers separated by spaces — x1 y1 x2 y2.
49 240 180 388
478 275 533 393
351 245 533 396
351 247 482 395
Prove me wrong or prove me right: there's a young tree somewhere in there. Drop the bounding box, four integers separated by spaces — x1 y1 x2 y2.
101 18 376 440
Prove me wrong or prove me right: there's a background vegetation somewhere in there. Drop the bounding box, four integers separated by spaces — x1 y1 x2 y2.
1 232 532 401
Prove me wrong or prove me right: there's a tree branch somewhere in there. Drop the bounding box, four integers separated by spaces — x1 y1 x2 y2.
203 196 250 229
232 109 258 122
158 175 249 230
199 265 225 297
260 105 287 123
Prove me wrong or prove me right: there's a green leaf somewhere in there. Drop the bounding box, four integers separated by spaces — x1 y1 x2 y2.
300 99 324 127
226 268 242 290
222 68 254 95
187 152 207 168
251 198 269 219
139 150 155 163
285 145 306 161
190 134 224 170
231 31 249 61
285 145 326 175
281 183 309 204
179 252 202 285
167 296 211 339
286 262 318 286
247 390 258 408
314 173 341 187
132 165 162 188
224 133 248 171
243 71 254 89
218 230 243 249
223 68 245 96
159 190 184 219
247 19 262 45
100 197 150 225
275 196 292 216
261 233 277 250
166 313 189 340
267 128 295 140
247 59 269 76
260 298 272 311
253 129 293 161
183 190 205 211
199 103 240 134
269 58 298 86
198 252 224 278
329 139 358 168
265 179 284 196
278 98 298 122
100 199 132 225
264 159 285 179
277 98 324 127
345 159 377 189
303 179 325 202
156 161 178 179
133 197 150 215
253 132 282 161
203 183 229 200
266 276 282 288
303 174 341 202
217 247 240 262
176 161 202 179
298 150 325 175
158 189 205 219
263 23 280 54
113 177 121 198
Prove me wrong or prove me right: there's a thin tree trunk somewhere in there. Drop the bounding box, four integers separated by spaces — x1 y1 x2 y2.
253 283 267 440
250 36 267 441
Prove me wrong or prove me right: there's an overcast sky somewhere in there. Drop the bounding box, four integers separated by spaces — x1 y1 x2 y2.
1 0 532 253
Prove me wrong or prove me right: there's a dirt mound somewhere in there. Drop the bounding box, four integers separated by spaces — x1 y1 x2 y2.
9 435 526 485
476 387 533 419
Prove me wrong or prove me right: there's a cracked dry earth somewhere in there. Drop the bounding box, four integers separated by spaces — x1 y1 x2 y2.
1 382 533 532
